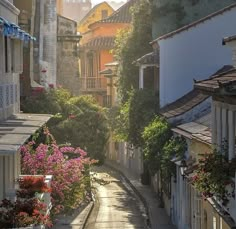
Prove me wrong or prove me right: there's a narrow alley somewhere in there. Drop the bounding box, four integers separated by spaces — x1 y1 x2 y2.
85 166 147 229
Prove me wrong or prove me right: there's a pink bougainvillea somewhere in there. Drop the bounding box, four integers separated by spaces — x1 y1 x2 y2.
21 138 97 214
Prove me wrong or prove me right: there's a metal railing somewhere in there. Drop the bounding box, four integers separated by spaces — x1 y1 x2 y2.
79 77 107 91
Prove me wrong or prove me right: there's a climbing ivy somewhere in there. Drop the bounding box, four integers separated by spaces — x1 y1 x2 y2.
142 116 172 174
113 0 153 103
142 116 186 175
107 89 158 147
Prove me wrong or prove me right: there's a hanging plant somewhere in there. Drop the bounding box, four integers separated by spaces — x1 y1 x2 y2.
191 151 236 206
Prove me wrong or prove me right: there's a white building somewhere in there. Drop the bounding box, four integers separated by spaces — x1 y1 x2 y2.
0 0 50 201
150 3 236 108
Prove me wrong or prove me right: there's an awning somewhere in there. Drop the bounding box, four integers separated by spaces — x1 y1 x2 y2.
0 16 36 42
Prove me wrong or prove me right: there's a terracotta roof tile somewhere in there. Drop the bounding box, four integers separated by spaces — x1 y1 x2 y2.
150 3 236 44
195 67 236 94
79 2 113 26
160 89 209 119
92 0 138 25
81 36 115 49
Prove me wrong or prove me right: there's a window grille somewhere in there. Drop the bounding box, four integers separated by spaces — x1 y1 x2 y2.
0 86 3 109
10 85 14 104
6 85 9 106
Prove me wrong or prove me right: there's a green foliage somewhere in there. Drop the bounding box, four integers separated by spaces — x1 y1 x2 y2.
107 89 158 146
49 95 109 164
142 116 172 174
22 89 109 164
106 105 129 142
192 151 236 205
161 137 186 180
151 2 186 24
21 88 71 114
113 0 153 102
128 89 159 147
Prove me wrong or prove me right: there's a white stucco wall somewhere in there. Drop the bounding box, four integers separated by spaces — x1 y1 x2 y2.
158 7 236 107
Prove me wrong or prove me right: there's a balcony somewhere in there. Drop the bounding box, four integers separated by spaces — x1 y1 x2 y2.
79 77 107 92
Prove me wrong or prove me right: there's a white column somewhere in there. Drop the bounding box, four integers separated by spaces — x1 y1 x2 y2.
216 106 222 148
222 108 228 146
0 156 3 200
228 110 235 160
139 66 144 89
212 102 217 145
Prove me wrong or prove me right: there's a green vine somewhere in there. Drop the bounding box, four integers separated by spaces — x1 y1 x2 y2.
142 116 172 175
113 0 153 103
107 89 158 147
161 136 186 180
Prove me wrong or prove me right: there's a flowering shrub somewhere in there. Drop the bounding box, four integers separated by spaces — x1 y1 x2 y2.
0 198 51 228
21 89 109 164
21 129 97 214
192 151 236 205
17 176 51 199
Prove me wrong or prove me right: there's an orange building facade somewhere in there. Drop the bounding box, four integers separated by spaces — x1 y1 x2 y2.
78 0 137 106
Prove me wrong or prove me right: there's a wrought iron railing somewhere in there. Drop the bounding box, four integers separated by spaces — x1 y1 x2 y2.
79 77 107 91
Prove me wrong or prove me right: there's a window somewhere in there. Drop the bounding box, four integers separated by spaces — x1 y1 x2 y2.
12 40 23 73
0 35 3 75
4 37 9 73
101 10 108 19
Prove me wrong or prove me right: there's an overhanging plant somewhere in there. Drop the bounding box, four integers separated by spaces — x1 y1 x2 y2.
0 198 51 228
191 151 236 206
142 116 172 175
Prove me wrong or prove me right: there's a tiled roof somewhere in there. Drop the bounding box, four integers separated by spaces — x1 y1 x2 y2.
223 34 236 44
79 2 113 26
134 52 159 66
93 0 137 24
172 113 212 145
194 67 236 94
99 68 113 75
160 89 209 119
150 3 236 43
81 36 115 49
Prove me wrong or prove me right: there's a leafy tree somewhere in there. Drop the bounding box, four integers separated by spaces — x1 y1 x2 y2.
114 0 153 103
50 96 109 163
21 90 109 163
107 89 158 147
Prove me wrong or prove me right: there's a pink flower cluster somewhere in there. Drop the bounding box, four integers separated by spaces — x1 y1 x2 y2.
20 141 96 214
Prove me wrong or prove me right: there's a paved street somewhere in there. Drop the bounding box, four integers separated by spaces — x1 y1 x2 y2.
85 166 147 229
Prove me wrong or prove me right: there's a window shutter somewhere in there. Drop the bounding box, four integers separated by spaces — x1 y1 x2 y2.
13 40 23 73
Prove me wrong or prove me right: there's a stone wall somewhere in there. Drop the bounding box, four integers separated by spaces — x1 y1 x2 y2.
57 15 81 95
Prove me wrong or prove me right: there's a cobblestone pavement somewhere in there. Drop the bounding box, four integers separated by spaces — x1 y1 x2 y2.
85 166 147 229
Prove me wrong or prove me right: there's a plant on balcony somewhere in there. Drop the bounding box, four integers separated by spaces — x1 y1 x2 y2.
191 151 236 206
0 198 52 228
21 128 97 215
16 176 51 199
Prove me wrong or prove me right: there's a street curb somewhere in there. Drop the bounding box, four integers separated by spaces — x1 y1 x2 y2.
81 196 95 229
105 162 151 229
